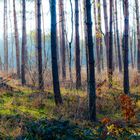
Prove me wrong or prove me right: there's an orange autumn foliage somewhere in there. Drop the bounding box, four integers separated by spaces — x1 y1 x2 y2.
119 94 135 122
101 117 111 125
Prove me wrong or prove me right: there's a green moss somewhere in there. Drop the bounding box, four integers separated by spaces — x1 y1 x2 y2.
0 87 139 139
0 109 15 116
16 106 43 118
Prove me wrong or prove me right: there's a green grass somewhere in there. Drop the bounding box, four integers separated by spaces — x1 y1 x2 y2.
0 86 139 139
0 90 54 118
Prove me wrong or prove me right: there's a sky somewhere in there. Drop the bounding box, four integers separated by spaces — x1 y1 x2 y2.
0 0 51 39
0 0 138 40
0 0 138 68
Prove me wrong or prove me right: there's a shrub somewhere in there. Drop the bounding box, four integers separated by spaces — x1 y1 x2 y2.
21 119 97 140
119 94 136 122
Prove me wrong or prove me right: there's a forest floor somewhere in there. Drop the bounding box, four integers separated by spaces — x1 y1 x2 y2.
0 74 140 139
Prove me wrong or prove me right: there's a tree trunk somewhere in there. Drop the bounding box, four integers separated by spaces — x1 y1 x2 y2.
115 0 122 72
113 3 118 70
50 0 63 105
35 0 38 69
75 0 81 89
80 1 84 69
133 30 137 68
103 0 109 73
83 0 89 81
135 0 140 72
84 0 96 122
0 56 2 70
109 0 113 88
97 0 104 71
93 1 101 73
3 0 8 73
130 36 134 68
21 0 26 85
42 4 47 69
13 0 20 78
59 0 66 80
37 0 44 90
69 0 73 82
113 22 118 70
123 0 130 94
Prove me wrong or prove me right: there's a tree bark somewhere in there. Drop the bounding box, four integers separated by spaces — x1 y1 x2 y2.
97 0 104 71
69 0 73 82
123 0 130 94
84 0 96 122
109 0 113 88
3 0 8 73
103 0 109 73
93 1 101 73
130 36 134 68
41 5 47 69
50 0 63 105
115 0 122 72
37 0 44 90
83 0 89 81
35 0 38 69
21 0 26 85
13 0 20 78
75 0 81 89
135 0 140 72
59 0 66 80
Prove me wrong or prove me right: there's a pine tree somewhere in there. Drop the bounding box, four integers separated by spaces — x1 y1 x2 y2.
36 0 44 90
75 0 81 89
50 0 63 105
135 0 140 72
13 0 20 78
84 0 96 121
123 0 130 94
21 0 26 85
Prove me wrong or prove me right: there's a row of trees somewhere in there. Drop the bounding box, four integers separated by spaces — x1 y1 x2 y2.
1 0 139 121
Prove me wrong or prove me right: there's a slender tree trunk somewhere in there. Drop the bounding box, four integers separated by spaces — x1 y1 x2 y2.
21 0 26 85
0 56 2 70
37 0 44 90
119 0 124 68
3 0 8 73
130 36 134 68
69 0 73 82
13 0 20 78
109 0 113 88
42 4 47 69
103 0 109 73
93 1 101 73
113 22 118 70
56 23 60 75
132 11 136 68
35 0 38 68
80 1 84 68
8 0 14 71
84 0 96 122
83 0 89 80
123 0 130 94
97 0 104 71
50 0 63 105
113 3 118 70
115 0 122 72
133 30 137 68
135 0 140 72
59 0 66 80
75 0 81 89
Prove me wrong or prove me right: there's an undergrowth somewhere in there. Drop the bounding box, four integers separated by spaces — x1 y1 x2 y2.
0 81 139 139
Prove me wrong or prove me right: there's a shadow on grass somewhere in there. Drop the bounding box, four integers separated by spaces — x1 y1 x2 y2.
0 113 140 140
0 114 98 140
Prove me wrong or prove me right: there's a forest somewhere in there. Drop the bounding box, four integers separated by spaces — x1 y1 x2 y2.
0 0 139 139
